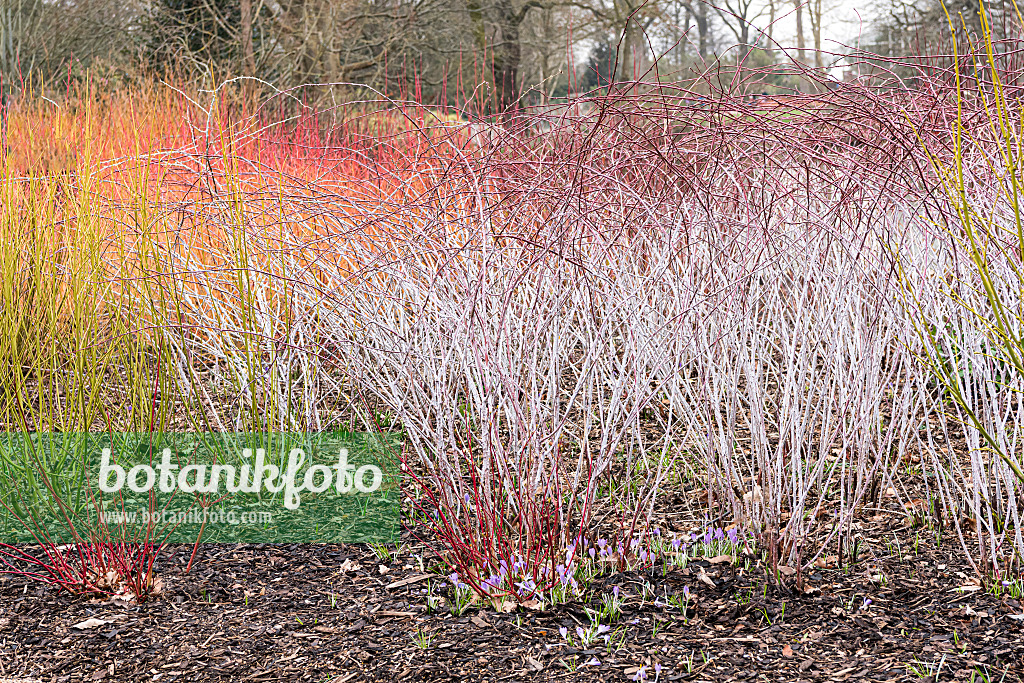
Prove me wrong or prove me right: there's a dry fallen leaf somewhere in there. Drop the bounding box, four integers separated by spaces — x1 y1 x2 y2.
698 571 716 588
814 555 838 569
903 498 927 512
72 618 109 630
339 559 362 573
378 564 390 575
525 656 544 671
782 644 794 658
707 555 735 565
521 599 544 611
778 565 797 577
108 595 135 608
471 615 489 628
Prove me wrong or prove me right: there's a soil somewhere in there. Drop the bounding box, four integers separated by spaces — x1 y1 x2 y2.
1 516 1022 683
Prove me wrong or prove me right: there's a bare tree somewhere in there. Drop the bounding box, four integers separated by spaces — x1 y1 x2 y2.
1 0 139 89
807 0 823 68
865 0 1007 66
714 0 759 47
521 5 571 102
271 0 384 84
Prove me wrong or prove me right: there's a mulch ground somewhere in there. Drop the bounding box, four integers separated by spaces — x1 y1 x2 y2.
1 517 1022 683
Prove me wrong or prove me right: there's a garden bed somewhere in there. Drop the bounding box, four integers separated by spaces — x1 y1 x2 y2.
2 515 1021 682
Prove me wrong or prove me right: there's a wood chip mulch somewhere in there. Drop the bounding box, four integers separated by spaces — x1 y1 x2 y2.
1 525 1022 683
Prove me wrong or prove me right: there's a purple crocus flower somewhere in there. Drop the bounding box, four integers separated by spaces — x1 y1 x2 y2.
556 565 571 586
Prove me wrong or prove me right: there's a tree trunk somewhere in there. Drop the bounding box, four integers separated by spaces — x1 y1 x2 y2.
810 0 823 69
465 0 487 52
492 0 522 119
240 0 256 78
692 2 709 58
681 5 691 66
792 0 805 63
539 9 553 103
618 18 638 81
